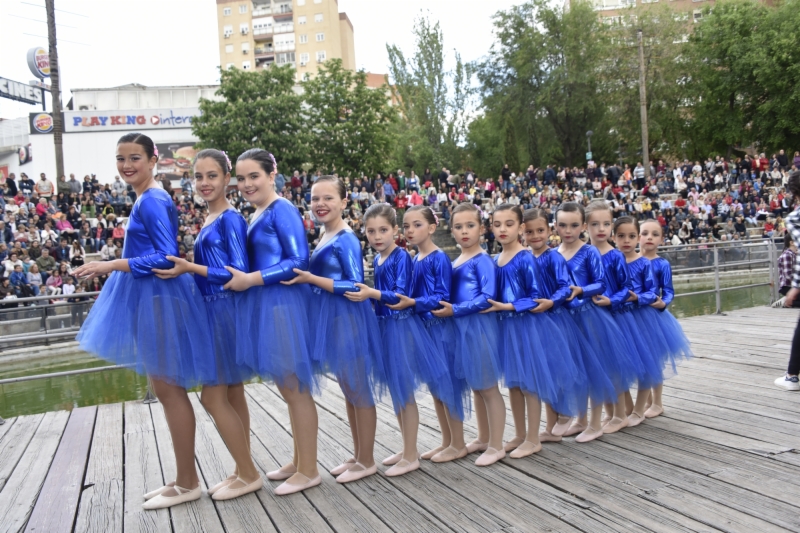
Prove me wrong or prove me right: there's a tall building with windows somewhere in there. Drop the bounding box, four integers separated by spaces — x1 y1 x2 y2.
216 0 355 79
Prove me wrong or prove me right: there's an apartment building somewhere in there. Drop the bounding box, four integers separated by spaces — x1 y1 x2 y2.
216 0 356 80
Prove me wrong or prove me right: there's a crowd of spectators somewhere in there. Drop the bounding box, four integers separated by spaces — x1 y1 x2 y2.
1 148 795 313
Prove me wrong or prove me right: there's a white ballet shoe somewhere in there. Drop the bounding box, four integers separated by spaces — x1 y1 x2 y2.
475 447 506 467
212 476 264 501
382 452 403 466
385 458 420 477
330 458 356 476
142 484 201 510
143 482 174 500
336 463 377 484
207 475 236 495
274 473 321 496
267 464 297 481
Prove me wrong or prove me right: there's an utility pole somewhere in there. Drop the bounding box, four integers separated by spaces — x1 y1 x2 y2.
637 29 650 179
45 0 64 179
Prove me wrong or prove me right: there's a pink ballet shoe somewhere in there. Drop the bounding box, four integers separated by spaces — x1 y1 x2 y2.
551 417 574 437
384 458 420 477
330 458 356 476
603 417 629 434
274 473 321 496
538 430 562 443
431 446 468 463
465 440 488 454
509 441 541 459
267 464 297 481
475 447 506 467
420 446 445 460
627 413 646 428
503 437 525 452
382 452 403 466
574 427 603 443
644 405 663 418
207 475 236 495
143 482 174 500
336 462 377 484
562 421 587 437
142 484 201 510
212 476 264 501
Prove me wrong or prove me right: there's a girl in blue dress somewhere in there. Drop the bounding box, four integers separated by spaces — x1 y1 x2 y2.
522 208 591 443
152 149 261 501
283 176 385 484
384 205 468 463
639 219 693 418
482 204 578 459
75 133 212 510
584 201 659 435
221 149 320 495
611 216 671 426
431 202 505 466
344 203 455 477
554 202 641 443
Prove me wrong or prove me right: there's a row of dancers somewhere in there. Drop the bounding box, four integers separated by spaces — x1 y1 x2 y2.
73 132 691 511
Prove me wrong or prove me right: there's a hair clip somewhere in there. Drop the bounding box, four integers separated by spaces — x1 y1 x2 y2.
153 145 159 158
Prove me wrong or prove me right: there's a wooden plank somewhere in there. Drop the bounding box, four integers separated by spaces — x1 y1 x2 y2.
25 406 97 533
243 387 386 533
0 416 14 442
0 414 43 493
0 410 69 533
149 400 225 533
75 403 124 533
122 401 171 533
186 394 277 533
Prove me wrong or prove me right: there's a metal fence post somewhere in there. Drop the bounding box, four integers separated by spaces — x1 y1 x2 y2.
0 415 4 425
714 247 722 315
142 376 158 404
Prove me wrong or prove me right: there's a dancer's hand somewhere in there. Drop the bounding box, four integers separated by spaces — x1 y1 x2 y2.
566 285 582 301
650 296 666 309
481 298 513 313
73 261 113 279
223 266 256 291
592 294 612 307
280 268 312 285
386 293 415 310
531 298 554 313
626 290 638 302
344 282 377 302
431 301 454 318
153 255 192 279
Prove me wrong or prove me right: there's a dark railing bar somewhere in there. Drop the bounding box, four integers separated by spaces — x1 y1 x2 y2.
0 291 100 305
0 363 135 385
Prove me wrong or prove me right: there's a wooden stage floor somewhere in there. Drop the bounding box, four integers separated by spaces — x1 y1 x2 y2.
1 307 799 533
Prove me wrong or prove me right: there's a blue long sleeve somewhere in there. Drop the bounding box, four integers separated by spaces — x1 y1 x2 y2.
451 254 496 317
548 252 573 308
126 191 178 279
259 205 309 286
203 210 249 287
308 229 364 296
581 247 606 299
373 247 414 316
413 252 451 313
652 257 675 309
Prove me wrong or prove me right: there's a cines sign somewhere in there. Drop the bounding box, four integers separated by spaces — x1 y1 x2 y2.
0 76 44 106
29 108 201 134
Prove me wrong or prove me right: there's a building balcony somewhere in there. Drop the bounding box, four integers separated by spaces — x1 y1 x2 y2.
274 43 295 52
255 46 275 57
253 27 273 41
252 6 271 17
274 23 294 34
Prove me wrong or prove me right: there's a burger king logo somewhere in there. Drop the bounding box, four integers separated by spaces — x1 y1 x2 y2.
32 113 54 133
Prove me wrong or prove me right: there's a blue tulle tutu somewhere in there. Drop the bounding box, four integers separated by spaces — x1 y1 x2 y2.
77 271 215 389
452 313 502 392
548 309 592 412
378 310 457 416
500 311 582 417
236 283 317 393
621 306 668 389
571 305 643 396
309 289 385 407
654 309 693 373
203 292 253 386
423 317 469 420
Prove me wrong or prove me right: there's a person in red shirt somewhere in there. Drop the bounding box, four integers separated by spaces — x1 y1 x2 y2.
388 174 399 193
675 197 687 209
395 190 409 210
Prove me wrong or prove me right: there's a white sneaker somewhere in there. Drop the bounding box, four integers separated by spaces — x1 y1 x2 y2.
774 375 800 391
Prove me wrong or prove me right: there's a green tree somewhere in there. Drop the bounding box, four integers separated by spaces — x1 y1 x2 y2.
477 0 611 167
192 65 307 171
387 14 471 173
302 59 396 176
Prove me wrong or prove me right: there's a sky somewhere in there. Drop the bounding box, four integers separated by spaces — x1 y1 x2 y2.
0 0 521 120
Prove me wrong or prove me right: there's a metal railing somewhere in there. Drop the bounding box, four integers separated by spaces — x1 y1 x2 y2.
0 291 100 349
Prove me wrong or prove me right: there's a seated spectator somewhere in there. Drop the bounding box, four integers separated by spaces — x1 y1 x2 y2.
3 253 22 277
70 241 85 268
36 248 56 281
54 238 72 262
0 278 18 308
45 269 63 296
10 264 37 297
100 238 117 261
27 264 43 293
56 214 78 242
62 276 76 296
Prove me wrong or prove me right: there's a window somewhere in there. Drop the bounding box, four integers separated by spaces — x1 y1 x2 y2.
314 13 323 22
226 63 234 69
299 53 310 65
277 52 295 64
299 33 308 43
239 4 248 13
298 15 307 24
297 0 305 4
223 24 233 37
693 9 703 22
242 61 251 70
239 22 249 34
316 32 325 42
223 7 231 16
242 42 250 53
225 44 234 53
316 50 326 62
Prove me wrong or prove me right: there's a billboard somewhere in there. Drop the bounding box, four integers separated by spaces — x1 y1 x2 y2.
156 142 198 180
1 77 44 106
29 108 201 135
